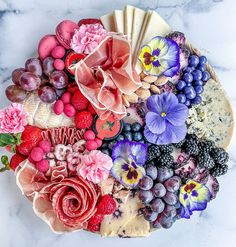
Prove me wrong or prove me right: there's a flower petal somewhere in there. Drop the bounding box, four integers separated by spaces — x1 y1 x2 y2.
144 126 161 144
165 103 189 126
145 111 166 135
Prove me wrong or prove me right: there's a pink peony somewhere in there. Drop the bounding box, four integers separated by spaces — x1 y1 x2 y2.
78 150 113 184
0 103 28 133
70 23 107 54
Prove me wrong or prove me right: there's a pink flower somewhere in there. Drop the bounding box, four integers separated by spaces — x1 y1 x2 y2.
70 23 107 54
78 150 113 184
0 103 28 133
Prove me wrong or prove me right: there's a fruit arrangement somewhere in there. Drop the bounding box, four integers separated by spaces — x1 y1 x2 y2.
0 5 234 238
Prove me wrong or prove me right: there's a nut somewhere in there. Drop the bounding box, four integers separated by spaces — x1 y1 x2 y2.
122 95 130 107
154 76 169 86
140 71 147 80
141 81 150 89
143 75 158 83
136 88 151 100
150 85 161 94
124 93 139 103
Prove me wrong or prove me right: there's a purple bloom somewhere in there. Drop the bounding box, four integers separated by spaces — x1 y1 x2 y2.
144 92 189 145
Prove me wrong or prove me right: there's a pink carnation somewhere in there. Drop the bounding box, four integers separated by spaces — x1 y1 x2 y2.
70 23 107 54
0 103 28 133
78 150 113 184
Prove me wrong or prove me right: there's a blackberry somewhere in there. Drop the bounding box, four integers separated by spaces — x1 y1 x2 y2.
147 145 161 162
157 154 174 168
198 140 215 154
159 145 174 154
210 147 229 164
182 138 199 156
210 163 228 177
185 133 199 142
174 139 185 149
197 152 215 169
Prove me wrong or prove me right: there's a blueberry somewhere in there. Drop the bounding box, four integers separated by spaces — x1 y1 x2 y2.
189 55 199 67
185 99 191 107
183 73 193 84
177 93 186 104
194 80 204 86
116 134 125 141
191 95 202 105
199 56 207 65
195 85 204 94
123 123 131 132
131 122 142 132
202 71 210 82
197 64 206 72
184 66 194 73
176 80 186 91
124 131 132 141
132 132 143 141
192 69 202 81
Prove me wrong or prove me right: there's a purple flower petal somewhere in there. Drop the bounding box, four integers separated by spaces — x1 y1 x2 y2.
166 103 189 126
163 64 180 77
145 111 166 134
144 126 161 144
129 141 147 166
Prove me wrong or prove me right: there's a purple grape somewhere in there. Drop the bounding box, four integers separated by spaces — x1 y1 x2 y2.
43 57 54 75
143 208 158 222
192 69 202 81
163 192 178 206
50 70 68 89
194 80 204 86
159 214 174 229
195 85 204 94
138 190 153 204
156 167 174 183
176 80 186 90
184 86 196 100
199 55 207 65
25 58 42 76
55 88 67 98
152 183 166 198
183 73 193 84
139 176 153 190
197 64 206 72
19 72 41 91
151 198 165 213
177 93 186 104
163 205 177 218
185 99 191 107
11 68 26 85
188 55 199 67
38 86 57 103
152 218 162 229
145 164 157 180
191 95 202 105
164 176 181 193
202 71 210 82
184 66 194 73
5 85 27 103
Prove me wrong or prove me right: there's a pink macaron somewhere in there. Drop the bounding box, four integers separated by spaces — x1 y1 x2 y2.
55 20 78 49
38 35 59 61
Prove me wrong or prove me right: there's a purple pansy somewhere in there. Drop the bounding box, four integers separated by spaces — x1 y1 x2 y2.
144 92 189 145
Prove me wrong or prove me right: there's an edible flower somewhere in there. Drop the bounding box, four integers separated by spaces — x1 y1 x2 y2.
179 179 211 219
144 92 188 145
111 140 147 188
71 23 107 54
139 36 180 77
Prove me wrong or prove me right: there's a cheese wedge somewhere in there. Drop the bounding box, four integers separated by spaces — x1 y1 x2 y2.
100 13 115 31
131 7 146 56
124 5 134 42
113 10 124 33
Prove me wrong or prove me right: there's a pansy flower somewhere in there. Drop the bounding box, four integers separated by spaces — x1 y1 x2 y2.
144 92 189 145
111 140 147 188
139 36 180 77
179 179 211 219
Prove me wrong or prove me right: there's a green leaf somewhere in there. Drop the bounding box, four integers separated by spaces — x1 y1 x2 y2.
0 141 8 147
0 133 16 145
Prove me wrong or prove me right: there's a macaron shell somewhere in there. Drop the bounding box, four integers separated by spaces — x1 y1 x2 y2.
38 35 59 60
78 18 102 26
56 20 79 49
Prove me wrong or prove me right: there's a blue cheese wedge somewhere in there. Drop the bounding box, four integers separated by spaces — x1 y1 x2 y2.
187 79 234 149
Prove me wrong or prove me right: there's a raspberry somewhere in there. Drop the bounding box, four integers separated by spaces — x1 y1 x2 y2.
71 90 88 111
87 223 100 232
96 195 117 215
88 213 104 226
75 111 93 129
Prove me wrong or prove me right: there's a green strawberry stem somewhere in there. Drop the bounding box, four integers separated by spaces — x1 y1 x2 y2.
0 155 10 173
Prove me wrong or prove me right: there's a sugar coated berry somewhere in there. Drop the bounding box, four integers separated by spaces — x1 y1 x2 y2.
61 92 71 104
53 100 64 115
94 138 102 148
64 104 76 117
85 140 98 151
54 59 65 70
51 46 66 59
84 130 96 141
75 111 93 129
36 159 49 172
38 140 51 153
30 147 44 162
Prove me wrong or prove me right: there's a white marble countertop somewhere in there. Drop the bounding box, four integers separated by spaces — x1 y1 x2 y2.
0 0 236 246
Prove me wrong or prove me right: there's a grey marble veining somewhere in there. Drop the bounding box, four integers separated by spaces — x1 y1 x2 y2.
0 0 236 246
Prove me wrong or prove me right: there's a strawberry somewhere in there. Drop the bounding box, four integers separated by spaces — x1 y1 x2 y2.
88 213 104 226
87 103 97 116
87 223 100 232
96 195 117 215
67 82 79 94
75 111 93 129
71 90 88 111
17 125 42 156
9 153 26 171
78 18 102 27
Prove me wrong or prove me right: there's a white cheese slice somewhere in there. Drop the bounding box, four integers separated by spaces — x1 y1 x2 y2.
100 13 115 31
113 10 124 33
131 7 146 56
124 5 134 42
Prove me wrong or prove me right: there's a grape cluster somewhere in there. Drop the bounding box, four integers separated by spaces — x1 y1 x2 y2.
138 166 181 229
176 55 211 107
6 56 69 104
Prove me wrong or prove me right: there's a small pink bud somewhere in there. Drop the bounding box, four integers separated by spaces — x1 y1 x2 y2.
85 140 98 151
94 138 102 147
53 100 64 115
61 92 71 104
84 130 95 141
36 159 49 172
64 104 76 117
38 140 51 153
30 147 44 162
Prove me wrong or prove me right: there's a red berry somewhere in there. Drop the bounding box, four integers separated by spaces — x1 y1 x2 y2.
87 223 100 232
84 130 95 141
87 103 97 115
94 138 102 148
85 140 98 151
53 100 64 115
61 92 71 104
71 90 88 111
35 159 49 173
30 147 44 162
96 195 117 215
38 140 51 153
75 111 93 129
10 153 26 171
67 82 79 94
88 213 104 226
64 104 76 117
